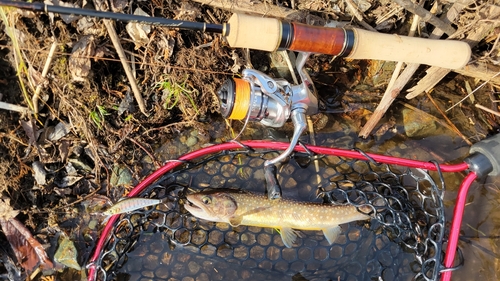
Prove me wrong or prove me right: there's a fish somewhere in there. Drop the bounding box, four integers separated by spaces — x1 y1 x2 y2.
184 189 371 248
102 197 163 216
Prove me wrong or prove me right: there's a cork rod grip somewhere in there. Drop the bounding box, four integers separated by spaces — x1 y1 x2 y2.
226 13 281 52
225 14 471 69
348 28 471 69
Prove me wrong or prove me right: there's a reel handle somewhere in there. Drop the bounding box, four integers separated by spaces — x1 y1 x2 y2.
264 164 282 200
225 13 471 69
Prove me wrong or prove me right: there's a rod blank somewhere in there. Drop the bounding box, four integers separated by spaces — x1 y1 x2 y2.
0 0 224 33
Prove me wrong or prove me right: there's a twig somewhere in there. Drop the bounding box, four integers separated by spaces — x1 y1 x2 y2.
453 61 500 85
126 136 161 168
446 71 500 112
376 6 404 25
33 39 57 114
92 0 148 116
345 0 377 32
191 0 303 19
392 0 456 36
0 101 31 115
425 91 473 146
387 0 472 97
475 103 500 118
281 51 297 84
406 4 500 99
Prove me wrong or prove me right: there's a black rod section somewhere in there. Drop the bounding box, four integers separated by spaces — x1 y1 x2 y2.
0 0 224 33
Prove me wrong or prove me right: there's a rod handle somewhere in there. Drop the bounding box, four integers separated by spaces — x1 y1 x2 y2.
348 28 471 69
226 13 281 52
225 13 471 69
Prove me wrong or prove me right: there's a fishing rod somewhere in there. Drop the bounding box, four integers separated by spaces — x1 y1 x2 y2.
0 0 471 69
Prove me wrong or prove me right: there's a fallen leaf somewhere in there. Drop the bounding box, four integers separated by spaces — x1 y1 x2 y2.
28 65 48 88
0 199 54 273
125 8 151 48
110 0 128 13
54 175 83 188
230 50 244 74
0 198 19 221
32 161 47 186
48 122 70 141
21 119 40 146
69 35 95 82
45 0 81 23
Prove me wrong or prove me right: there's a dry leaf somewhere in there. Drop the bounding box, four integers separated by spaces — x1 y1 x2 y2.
54 175 83 188
69 35 95 82
28 65 49 88
21 119 40 146
0 199 54 273
32 161 47 186
110 0 128 12
231 50 244 74
45 0 81 23
48 122 70 141
0 198 20 221
125 8 151 48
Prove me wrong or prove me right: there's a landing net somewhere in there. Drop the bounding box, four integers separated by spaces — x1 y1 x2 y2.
90 146 446 281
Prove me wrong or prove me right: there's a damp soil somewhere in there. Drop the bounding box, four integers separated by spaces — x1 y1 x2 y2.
0 0 499 280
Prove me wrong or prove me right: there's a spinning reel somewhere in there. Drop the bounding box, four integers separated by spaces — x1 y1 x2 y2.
217 52 320 200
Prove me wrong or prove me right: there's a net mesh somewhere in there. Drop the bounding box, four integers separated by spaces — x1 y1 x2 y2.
91 148 445 281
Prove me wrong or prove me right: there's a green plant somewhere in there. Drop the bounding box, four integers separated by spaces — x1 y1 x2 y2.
89 105 110 129
157 77 199 116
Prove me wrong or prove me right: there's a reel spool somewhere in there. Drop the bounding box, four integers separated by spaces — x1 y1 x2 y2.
217 72 291 128
216 52 319 200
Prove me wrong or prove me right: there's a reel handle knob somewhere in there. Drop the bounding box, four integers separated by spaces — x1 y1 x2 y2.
264 164 282 200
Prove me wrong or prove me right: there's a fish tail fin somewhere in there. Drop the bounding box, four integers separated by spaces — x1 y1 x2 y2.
323 225 341 245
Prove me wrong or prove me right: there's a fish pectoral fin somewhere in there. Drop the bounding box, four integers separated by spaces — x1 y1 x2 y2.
280 227 299 248
229 216 242 227
323 225 341 245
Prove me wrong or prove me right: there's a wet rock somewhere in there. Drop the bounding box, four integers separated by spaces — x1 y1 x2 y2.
54 234 81 270
110 164 133 187
186 136 198 147
403 108 436 138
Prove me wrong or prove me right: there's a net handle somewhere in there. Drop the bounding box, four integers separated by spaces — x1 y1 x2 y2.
441 172 477 281
87 140 470 281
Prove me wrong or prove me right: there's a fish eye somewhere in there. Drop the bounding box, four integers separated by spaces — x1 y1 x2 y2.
202 196 211 205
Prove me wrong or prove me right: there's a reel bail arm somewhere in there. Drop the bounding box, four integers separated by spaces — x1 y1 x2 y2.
217 52 318 200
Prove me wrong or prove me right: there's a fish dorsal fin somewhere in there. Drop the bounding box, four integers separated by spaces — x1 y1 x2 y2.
280 227 298 248
323 225 341 245
229 216 242 227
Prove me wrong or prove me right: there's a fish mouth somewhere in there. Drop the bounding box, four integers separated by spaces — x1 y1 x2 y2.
184 198 203 213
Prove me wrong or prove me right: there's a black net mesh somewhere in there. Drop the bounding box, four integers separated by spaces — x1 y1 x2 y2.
92 148 445 281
